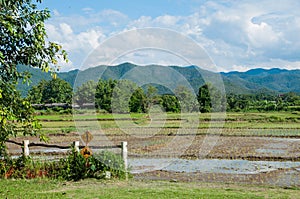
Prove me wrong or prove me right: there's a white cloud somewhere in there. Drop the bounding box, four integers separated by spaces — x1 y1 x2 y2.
129 16 153 28
154 15 181 26
80 28 214 72
221 59 300 73
45 1 300 72
82 7 93 13
256 59 300 71
53 9 60 17
59 23 73 36
45 22 106 71
111 49 189 67
190 0 300 70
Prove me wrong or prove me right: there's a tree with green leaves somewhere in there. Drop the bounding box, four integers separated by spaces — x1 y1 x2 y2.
95 79 147 113
129 87 146 113
27 79 47 104
174 85 198 112
145 85 158 111
198 83 226 113
74 80 97 106
197 84 211 113
42 78 72 104
95 79 117 112
0 0 67 156
28 78 73 104
111 80 138 113
160 94 180 113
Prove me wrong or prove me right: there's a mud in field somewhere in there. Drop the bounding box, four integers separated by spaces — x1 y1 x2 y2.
133 168 300 187
92 133 300 161
6 132 300 160
128 158 300 186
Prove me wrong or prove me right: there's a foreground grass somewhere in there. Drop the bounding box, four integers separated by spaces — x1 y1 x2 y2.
0 179 299 199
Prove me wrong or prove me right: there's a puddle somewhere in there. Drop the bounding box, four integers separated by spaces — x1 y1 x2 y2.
255 138 298 156
255 149 286 155
265 143 288 148
267 170 300 187
30 148 70 153
258 137 300 143
129 158 300 174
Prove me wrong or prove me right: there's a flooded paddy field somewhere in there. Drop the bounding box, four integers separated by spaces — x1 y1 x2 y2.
6 129 300 187
131 158 300 187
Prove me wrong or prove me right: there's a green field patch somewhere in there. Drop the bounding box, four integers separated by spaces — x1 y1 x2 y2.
36 112 300 136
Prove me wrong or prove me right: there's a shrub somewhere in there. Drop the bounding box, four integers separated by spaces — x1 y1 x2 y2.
48 148 128 180
0 155 49 179
0 147 128 181
89 150 127 179
49 147 88 181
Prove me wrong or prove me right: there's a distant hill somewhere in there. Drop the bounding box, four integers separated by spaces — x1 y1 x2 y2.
221 68 300 93
17 63 300 96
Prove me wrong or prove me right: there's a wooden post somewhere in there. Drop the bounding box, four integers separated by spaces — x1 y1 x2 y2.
73 141 80 152
121 141 128 180
23 140 30 156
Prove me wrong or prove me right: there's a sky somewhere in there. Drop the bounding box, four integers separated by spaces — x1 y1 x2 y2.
38 0 300 72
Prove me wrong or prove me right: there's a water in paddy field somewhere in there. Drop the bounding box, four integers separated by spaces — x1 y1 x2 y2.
130 158 300 186
129 158 300 174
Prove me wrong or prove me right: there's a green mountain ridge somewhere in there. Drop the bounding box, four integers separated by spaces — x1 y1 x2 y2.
222 68 300 93
17 63 300 97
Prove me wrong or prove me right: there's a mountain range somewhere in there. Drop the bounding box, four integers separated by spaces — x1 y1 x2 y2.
17 63 300 96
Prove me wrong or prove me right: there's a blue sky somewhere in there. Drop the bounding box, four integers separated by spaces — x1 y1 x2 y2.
38 0 300 72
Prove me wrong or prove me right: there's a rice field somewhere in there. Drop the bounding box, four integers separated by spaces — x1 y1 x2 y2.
6 110 300 188
37 111 300 137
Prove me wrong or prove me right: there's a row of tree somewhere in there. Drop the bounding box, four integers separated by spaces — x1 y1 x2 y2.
227 92 300 111
27 78 300 113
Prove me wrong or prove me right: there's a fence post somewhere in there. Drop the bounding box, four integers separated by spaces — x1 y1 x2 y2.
121 141 128 180
23 140 30 156
73 141 80 152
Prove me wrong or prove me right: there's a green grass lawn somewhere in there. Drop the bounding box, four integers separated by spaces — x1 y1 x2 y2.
0 179 298 199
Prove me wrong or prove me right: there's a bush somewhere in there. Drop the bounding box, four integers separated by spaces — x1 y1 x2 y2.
49 148 127 180
49 147 88 180
0 155 49 179
0 148 128 181
89 150 127 179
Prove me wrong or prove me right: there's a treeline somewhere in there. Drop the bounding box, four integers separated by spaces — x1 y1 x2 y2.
27 78 300 113
227 92 300 112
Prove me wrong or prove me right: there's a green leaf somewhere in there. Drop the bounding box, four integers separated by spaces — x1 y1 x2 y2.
90 164 96 171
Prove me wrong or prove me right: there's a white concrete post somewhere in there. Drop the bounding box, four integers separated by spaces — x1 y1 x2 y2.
23 140 30 156
73 141 80 152
105 171 111 179
121 141 128 180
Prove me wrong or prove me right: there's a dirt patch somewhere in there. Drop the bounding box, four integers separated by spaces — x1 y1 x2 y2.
97 134 300 161
6 133 300 161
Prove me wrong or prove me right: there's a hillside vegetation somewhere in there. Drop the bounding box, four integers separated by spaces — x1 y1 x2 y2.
17 63 300 96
